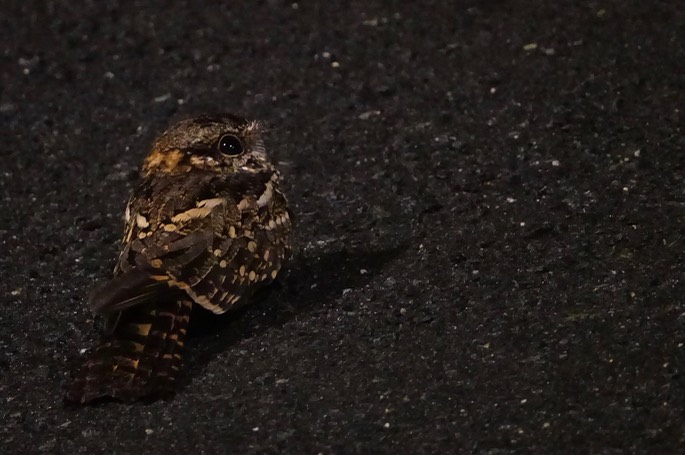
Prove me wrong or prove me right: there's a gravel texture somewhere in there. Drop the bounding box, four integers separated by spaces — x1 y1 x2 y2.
1 0 684 453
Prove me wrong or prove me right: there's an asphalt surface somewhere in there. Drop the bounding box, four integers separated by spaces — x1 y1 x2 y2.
1 1 684 453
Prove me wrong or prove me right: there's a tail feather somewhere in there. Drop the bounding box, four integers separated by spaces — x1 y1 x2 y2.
65 299 192 404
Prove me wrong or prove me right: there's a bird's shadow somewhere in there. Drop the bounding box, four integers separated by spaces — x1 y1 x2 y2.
181 244 405 385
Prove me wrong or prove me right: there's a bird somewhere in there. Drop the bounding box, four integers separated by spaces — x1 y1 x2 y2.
65 114 293 404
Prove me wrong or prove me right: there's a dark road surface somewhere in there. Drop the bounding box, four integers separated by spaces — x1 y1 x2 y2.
1 1 684 453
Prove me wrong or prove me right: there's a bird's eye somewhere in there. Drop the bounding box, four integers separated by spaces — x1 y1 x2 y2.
218 134 244 156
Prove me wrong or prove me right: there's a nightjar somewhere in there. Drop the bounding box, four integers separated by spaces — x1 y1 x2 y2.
66 114 293 404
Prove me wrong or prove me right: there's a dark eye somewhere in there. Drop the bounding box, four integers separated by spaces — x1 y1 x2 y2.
218 134 244 156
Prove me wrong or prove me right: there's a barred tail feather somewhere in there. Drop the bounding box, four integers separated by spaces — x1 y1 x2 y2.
65 299 192 404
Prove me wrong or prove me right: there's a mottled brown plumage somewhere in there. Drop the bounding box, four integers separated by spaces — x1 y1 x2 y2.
66 114 293 404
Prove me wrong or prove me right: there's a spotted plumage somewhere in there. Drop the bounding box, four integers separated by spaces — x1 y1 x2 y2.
66 114 293 404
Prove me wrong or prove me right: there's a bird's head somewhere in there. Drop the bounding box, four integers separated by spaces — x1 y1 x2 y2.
143 114 272 176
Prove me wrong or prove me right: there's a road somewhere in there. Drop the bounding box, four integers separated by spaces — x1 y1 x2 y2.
1 1 683 453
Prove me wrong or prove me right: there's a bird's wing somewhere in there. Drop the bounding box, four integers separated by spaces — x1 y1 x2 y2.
89 268 169 314
91 171 291 315
159 176 293 315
